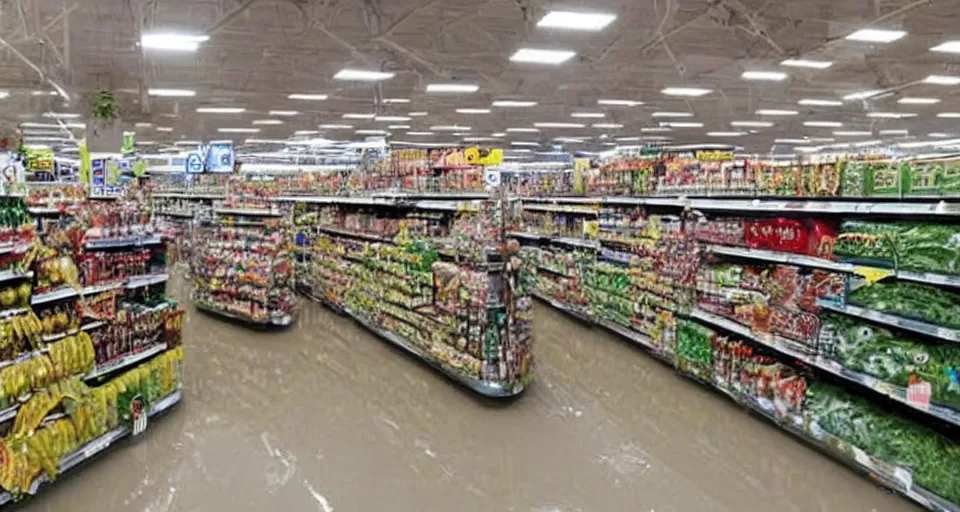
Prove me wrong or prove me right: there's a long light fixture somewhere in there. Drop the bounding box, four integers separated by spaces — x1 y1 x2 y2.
383 98 409 104
661 87 711 97
492 100 537 107
156 127 173 132
141 33 209 51
135 122 153 128
937 112 960 118
804 121 843 127
218 128 259 133
148 88 197 97
845 28 907 43
640 127 671 132
730 121 774 127
798 99 842 106
294 130 319 136
408 112 429 117
252 119 283 125
406 131 435 136
592 123 623 129
288 93 328 100
652 112 693 118
510 48 576 65
756 109 798 115
570 112 604 118
319 124 353 129
355 129 388 135
388 125 410 130
427 84 479 93
536 10 616 30
833 130 872 136
507 127 539 133
867 112 916 118
375 116 411 122
780 59 832 69
431 125 471 131
534 122 585 128
598 99 642 106
898 97 940 104
660 122 703 128
930 41 960 54
924 75 960 85
511 141 540 146
843 90 883 101
333 69 395 81
269 110 299 116
197 107 245 114
879 129 909 135
456 108 491 114
707 131 746 137
774 138 808 144
741 71 788 81
342 113 375 119
41 112 80 119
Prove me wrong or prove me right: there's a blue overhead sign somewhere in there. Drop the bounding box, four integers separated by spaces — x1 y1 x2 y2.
185 152 204 173
206 143 234 173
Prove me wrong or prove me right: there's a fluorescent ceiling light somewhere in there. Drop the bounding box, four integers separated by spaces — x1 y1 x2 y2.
741 71 788 81
431 125 471 131
218 128 259 133
288 93 328 101
843 90 883 101
661 122 703 128
707 131 746 137
408 112 429 116
383 98 409 104
780 59 832 69
804 121 843 127
799 99 843 106
342 113 375 119
319 124 353 129
32 91 57 96
879 129 909 135
640 127 672 132
554 137 586 143
463 137 496 142
774 139 808 144
866 112 916 118
294 130 319 135
616 137 641 142
375 116 411 122
756 109 798 115
252 119 283 125
537 10 616 30
510 48 576 65
141 33 208 51
0 91 8 99
661 87 711 97
196 107 245 114
406 131 435 136
898 97 940 104
148 88 196 97
642 136 672 141
833 131 872 136
511 141 540 146
806 137 835 142
492 100 537 107
356 130 388 135
23 144 51 150
42 112 80 119
135 122 153 128
174 140 202 145
427 84 479 93
846 28 906 43
333 69 395 81
598 99 642 106
930 41 960 54
924 75 960 85
269 110 298 116
853 140 883 147
156 127 173 132
456 108 491 114
937 112 960 118
929 132 953 138
731 121 774 127
388 125 410 129
571 112 605 118
507 127 539 133
534 122 585 128
592 123 623 129
491 132 506 137
652 112 693 118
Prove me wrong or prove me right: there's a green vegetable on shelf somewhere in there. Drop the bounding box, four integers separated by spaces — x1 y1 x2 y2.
847 281 960 329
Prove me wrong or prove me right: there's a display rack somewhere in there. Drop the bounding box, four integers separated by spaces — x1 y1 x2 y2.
280 191 533 397
0 187 186 502
191 187 297 326
509 151 960 511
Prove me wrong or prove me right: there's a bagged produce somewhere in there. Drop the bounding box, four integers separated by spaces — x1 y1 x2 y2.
847 281 960 329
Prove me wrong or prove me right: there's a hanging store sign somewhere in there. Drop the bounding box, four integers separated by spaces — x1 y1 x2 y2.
206 143 235 173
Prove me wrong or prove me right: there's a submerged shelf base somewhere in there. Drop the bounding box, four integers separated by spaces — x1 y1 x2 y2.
196 302 295 327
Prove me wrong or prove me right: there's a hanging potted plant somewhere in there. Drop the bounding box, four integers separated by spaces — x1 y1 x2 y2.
88 89 122 152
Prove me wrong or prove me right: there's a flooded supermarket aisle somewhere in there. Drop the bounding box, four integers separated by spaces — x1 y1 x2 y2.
16 274 912 512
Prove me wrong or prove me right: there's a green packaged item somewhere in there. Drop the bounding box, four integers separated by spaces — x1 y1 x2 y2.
676 319 713 378
805 382 960 504
906 162 944 196
819 313 960 410
894 223 960 275
834 221 898 266
847 281 960 329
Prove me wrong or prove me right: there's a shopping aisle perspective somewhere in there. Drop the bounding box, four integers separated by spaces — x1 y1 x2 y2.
16 274 912 512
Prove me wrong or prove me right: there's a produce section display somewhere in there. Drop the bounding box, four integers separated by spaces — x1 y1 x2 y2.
192 190 297 326
0 189 185 503
511 160 960 511
288 193 532 397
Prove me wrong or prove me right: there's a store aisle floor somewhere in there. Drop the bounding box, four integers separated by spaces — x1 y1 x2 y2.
18 275 914 512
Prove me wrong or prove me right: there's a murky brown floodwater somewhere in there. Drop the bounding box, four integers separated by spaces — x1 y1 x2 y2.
16 272 915 512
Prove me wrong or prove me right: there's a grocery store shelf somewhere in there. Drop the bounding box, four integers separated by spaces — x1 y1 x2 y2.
345 306 523 398
315 226 392 244
0 403 18 423
690 308 960 428
522 205 598 215
126 273 169 289
0 269 33 283
84 235 163 250
0 306 30 318
817 300 960 343
215 208 283 217
156 210 195 218
0 242 32 255
85 343 168 381
195 302 293 327
706 245 856 273
153 193 225 200
531 291 593 323
551 237 601 251
0 388 183 505
896 269 960 289
601 196 689 208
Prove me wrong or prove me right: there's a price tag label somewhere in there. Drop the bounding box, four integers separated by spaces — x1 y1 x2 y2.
907 381 932 410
